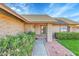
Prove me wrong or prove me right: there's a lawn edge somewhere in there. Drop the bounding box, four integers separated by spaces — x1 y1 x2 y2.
56 40 76 56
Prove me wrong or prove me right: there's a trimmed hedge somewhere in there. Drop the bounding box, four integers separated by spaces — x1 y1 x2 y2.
55 32 79 40
0 32 35 56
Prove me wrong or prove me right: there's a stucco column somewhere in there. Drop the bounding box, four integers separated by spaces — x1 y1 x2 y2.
35 25 40 35
47 24 53 42
30 25 35 32
69 27 73 32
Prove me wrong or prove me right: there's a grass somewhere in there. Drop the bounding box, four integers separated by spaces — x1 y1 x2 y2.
57 39 79 56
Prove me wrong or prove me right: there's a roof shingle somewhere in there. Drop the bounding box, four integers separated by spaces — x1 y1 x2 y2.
22 15 79 24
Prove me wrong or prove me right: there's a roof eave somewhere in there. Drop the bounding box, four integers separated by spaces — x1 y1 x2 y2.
0 3 30 23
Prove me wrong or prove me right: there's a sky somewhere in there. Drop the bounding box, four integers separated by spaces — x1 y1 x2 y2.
5 3 79 22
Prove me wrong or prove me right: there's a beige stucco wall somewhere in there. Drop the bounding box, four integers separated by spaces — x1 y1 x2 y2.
35 25 40 34
53 25 79 32
25 24 35 32
0 13 24 37
52 25 68 32
69 27 74 32
70 27 79 32
52 25 60 33
25 24 41 34
74 28 79 32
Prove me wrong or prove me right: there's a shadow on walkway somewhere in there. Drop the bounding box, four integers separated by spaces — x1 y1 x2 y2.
32 39 47 56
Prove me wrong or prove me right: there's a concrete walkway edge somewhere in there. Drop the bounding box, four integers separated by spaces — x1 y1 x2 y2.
56 41 75 56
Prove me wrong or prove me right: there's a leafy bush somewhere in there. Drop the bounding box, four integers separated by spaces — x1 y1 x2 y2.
55 32 79 40
0 32 35 56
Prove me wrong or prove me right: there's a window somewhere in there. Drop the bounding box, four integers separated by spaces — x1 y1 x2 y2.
60 26 67 32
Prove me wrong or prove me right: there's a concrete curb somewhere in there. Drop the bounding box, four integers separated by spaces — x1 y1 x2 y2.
43 39 49 56
56 40 75 56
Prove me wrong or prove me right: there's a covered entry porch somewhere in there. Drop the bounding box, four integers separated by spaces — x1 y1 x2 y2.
25 23 61 42
22 15 79 42
25 23 75 42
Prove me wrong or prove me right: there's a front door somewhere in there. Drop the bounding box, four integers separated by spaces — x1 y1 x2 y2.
39 25 47 39
35 25 47 39
40 25 47 34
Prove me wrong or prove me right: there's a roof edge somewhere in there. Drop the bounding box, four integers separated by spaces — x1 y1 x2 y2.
0 3 30 23
59 17 79 24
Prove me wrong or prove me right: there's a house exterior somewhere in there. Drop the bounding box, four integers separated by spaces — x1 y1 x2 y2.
0 4 79 42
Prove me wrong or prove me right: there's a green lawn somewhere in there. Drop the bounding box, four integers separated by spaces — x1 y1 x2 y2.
57 40 79 56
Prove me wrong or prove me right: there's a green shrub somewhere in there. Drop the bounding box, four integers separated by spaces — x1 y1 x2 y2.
0 32 35 56
55 32 79 40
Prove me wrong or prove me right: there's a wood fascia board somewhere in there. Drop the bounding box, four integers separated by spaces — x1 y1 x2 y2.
0 3 30 23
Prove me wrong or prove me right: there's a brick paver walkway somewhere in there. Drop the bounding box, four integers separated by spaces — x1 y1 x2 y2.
32 39 47 56
32 39 75 56
45 40 75 56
